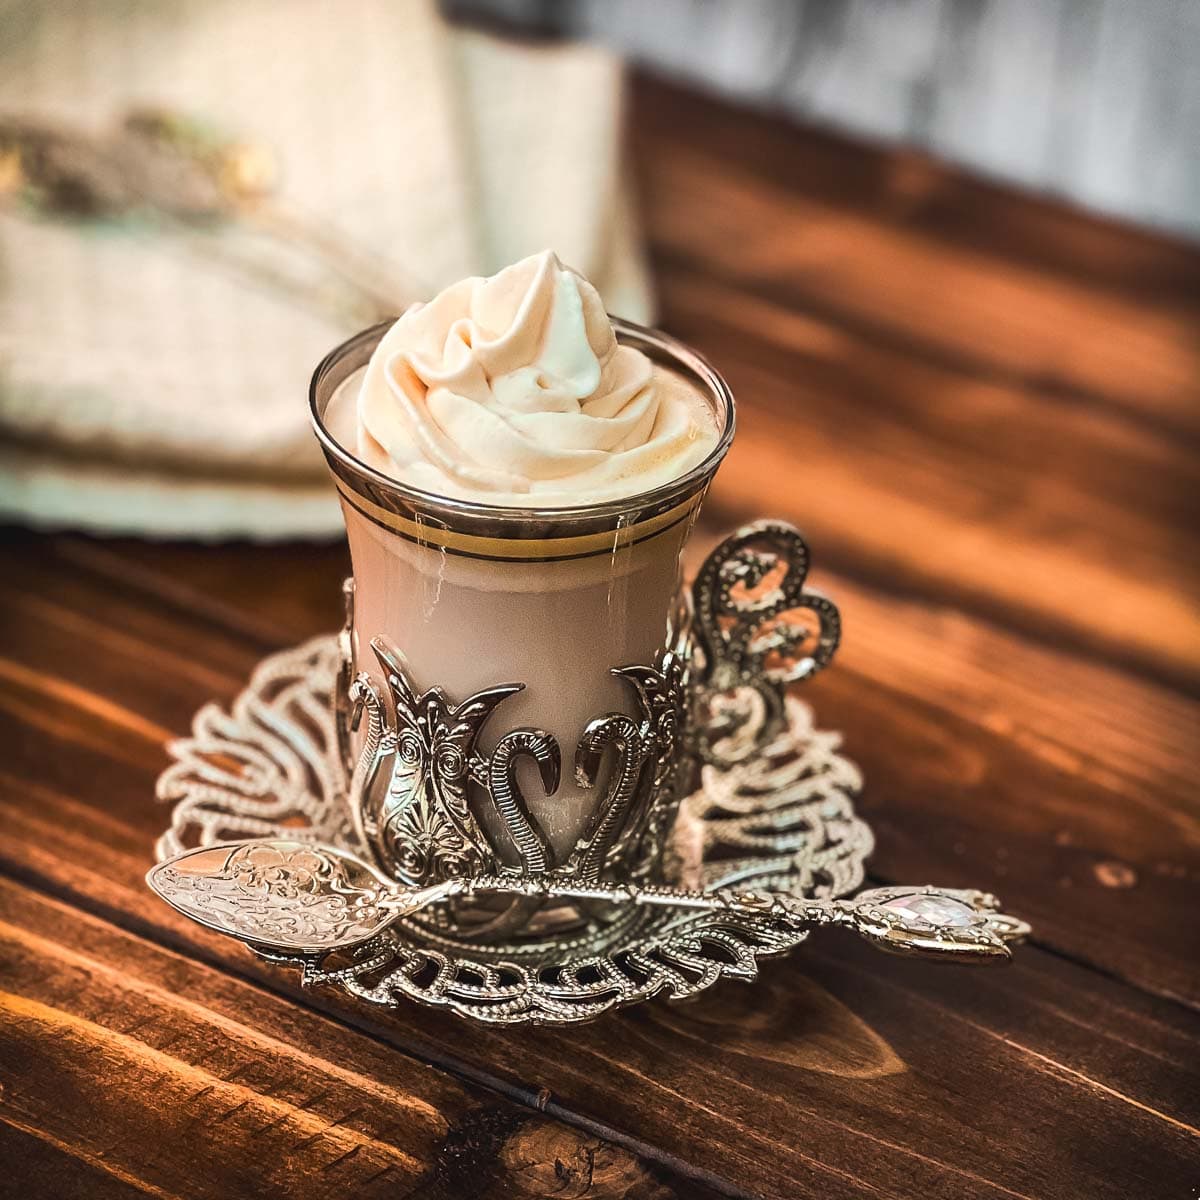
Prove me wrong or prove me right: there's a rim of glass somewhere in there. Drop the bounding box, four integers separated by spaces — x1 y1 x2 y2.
309 316 736 523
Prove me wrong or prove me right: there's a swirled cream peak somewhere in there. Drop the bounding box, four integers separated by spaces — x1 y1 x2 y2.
351 251 718 504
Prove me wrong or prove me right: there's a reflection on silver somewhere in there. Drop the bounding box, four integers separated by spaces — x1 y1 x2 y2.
147 840 459 954
340 631 690 947
349 636 523 887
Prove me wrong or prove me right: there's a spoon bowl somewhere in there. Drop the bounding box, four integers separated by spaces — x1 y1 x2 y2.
147 840 412 953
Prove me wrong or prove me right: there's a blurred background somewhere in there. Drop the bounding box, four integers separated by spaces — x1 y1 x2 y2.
452 0 1200 236
0 0 1196 540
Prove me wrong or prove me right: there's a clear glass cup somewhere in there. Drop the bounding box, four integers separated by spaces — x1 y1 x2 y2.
310 318 735 871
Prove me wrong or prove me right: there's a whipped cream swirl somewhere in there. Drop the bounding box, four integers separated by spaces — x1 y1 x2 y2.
353 251 717 505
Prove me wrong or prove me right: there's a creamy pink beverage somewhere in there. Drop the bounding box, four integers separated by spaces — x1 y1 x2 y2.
311 252 732 862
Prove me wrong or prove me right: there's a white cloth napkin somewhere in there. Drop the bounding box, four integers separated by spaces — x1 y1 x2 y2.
0 0 651 539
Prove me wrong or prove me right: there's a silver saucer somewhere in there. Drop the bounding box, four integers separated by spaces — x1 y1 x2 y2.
156 635 875 1025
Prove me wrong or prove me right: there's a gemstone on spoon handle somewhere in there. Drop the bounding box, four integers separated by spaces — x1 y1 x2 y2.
828 885 1030 963
690 883 1028 963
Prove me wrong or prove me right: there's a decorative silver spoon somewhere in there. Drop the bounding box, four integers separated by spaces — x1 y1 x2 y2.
147 839 1029 964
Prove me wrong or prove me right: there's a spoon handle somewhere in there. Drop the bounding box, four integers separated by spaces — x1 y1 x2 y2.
426 874 1030 963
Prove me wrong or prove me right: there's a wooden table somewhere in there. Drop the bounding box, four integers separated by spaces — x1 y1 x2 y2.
2 76 1197 1199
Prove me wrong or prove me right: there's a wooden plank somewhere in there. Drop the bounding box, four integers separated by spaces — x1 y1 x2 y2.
631 77 1200 438
0 879 728 1200
0 545 1197 1198
627 71 1200 300
630 85 1200 690
664 270 1199 691
0 1125 151 1200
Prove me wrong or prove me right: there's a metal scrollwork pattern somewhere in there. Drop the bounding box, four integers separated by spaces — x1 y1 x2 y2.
487 730 560 876
690 520 841 767
349 636 523 887
338 633 690 940
157 635 350 855
154 627 870 1024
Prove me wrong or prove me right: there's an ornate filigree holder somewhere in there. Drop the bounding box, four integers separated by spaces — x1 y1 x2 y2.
150 523 1029 1025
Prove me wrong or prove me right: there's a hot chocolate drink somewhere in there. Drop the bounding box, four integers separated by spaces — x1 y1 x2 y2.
312 251 731 864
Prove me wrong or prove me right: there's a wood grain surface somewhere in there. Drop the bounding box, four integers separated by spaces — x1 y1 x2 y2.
0 878 720 1200
452 0 1200 241
1 74 1198 1198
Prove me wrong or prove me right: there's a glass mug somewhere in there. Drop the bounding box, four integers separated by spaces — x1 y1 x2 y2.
310 318 735 933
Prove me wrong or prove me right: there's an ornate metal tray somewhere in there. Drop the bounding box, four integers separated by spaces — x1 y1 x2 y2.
151 522 1027 1026
154 634 881 1024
